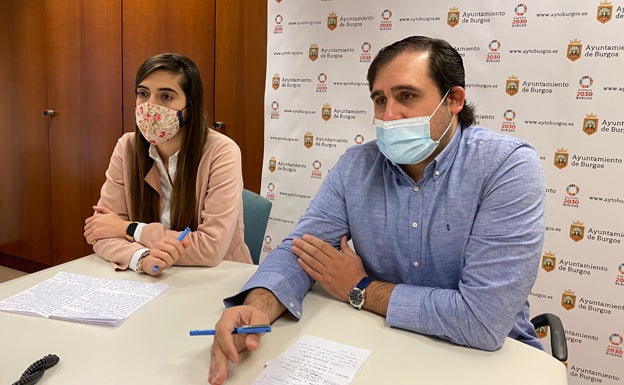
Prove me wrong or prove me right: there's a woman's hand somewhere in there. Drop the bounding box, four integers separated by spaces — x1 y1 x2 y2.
141 236 189 275
84 206 128 244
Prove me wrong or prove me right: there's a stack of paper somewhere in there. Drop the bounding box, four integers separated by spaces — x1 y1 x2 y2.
252 335 371 385
0 272 167 326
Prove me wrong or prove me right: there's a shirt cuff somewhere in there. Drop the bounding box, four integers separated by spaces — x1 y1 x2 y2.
223 270 306 319
128 248 150 272
385 283 427 332
133 223 146 243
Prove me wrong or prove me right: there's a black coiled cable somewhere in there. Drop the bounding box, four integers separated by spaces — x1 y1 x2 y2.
12 354 60 385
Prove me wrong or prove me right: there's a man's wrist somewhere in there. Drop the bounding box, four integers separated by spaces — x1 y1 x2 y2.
360 280 395 316
244 288 287 322
348 277 373 310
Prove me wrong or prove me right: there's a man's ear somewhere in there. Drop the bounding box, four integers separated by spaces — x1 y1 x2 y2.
447 86 466 115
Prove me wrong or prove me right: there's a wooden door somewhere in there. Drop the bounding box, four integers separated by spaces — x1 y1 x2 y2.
45 0 123 264
0 0 123 269
0 0 52 269
215 0 267 193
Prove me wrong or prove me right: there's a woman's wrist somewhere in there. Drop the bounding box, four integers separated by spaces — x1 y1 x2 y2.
136 250 150 273
128 248 150 273
125 221 138 241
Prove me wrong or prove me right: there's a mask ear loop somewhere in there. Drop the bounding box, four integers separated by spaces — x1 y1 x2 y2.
431 88 455 143
427 88 452 122
177 106 187 127
434 114 455 144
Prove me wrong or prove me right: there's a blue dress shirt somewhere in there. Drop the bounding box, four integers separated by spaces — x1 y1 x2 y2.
226 125 545 351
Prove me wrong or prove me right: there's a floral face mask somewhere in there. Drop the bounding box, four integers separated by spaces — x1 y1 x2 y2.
135 102 185 145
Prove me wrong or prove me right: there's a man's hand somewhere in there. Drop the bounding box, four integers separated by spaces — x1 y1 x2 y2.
293 234 367 302
208 305 270 384
84 206 128 244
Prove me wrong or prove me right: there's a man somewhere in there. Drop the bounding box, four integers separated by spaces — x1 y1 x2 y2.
208 36 545 384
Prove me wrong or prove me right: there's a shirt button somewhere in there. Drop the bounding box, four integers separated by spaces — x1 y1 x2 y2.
413 261 420 267
411 222 418 228
296 310 301 316
289 302 294 308
413 186 419 192
434 170 440 176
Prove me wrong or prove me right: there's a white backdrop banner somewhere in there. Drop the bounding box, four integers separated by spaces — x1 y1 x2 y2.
261 1 624 383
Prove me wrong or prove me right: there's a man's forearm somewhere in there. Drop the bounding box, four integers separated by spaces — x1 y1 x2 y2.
243 288 287 322
362 281 395 316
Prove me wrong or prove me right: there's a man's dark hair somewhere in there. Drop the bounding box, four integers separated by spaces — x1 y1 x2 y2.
367 36 476 128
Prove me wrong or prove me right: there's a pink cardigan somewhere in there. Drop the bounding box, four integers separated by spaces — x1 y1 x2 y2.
93 130 252 269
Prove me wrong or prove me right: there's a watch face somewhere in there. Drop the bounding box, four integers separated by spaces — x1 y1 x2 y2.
349 288 364 307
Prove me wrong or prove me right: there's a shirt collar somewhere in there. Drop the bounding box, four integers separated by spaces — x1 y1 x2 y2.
148 144 180 163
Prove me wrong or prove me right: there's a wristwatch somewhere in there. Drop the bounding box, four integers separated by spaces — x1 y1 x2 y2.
348 277 372 310
126 222 138 242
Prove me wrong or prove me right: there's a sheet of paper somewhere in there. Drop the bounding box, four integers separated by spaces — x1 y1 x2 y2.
0 272 167 326
251 335 371 385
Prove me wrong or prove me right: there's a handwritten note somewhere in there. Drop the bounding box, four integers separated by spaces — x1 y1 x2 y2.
252 335 371 385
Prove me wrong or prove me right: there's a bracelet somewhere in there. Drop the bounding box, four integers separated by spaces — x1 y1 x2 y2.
136 250 150 274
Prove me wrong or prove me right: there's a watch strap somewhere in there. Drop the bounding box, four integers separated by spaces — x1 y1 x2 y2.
356 276 372 290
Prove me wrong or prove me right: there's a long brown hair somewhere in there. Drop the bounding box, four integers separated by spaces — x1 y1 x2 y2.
129 53 208 230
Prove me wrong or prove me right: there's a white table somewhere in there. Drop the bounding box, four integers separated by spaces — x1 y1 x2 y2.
0 255 568 384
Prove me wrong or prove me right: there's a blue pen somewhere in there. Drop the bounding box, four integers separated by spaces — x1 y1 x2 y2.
152 227 191 273
189 324 271 336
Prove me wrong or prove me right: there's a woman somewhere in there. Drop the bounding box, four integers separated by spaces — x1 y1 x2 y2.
84 53 252 275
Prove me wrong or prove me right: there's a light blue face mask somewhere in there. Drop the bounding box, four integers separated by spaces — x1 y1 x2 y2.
375 90 453 165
